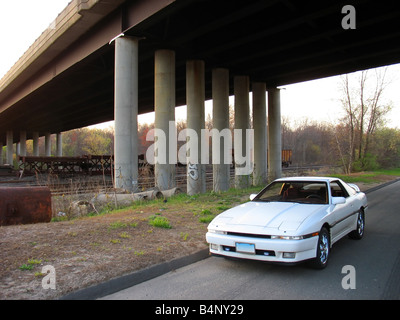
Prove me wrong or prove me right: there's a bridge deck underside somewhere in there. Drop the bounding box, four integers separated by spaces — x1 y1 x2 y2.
1 0 400 143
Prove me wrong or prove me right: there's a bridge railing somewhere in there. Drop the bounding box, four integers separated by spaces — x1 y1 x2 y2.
18 155 114 176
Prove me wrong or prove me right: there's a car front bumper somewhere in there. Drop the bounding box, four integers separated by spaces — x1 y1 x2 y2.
206 232 319 263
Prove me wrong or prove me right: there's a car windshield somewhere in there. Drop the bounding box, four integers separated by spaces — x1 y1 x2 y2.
253 181 328 204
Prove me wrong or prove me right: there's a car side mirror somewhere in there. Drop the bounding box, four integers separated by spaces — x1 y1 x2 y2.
348 183 360 192
249 194 257 201
332 197 346 205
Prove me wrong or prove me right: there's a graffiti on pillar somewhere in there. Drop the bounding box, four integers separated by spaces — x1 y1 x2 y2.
188 163 199 181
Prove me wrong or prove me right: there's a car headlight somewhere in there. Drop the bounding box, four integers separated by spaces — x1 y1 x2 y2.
208 229 227 235
271 232 319 240
271 235 304 240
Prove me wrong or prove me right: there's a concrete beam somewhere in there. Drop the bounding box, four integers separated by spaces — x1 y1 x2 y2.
252 82 267 186
154 49 176 191
114 36 139 192
268 88 282 181
212 68 230 192
186 60 206 195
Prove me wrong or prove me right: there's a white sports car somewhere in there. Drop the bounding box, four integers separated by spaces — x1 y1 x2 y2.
206 177 368 268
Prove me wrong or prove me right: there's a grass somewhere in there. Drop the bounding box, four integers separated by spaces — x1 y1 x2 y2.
375 168 400 176
108 221 128 229
95 185 263 226
330 173 380 184
148 215 172 229
330 168 400 184
19 258 42 271
119 232 130 239
49 168 399 225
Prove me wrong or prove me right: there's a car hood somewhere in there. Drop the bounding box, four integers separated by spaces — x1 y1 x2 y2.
212 201 326 231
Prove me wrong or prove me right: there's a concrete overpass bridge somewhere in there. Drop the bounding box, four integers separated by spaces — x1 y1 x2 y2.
0 0 399 193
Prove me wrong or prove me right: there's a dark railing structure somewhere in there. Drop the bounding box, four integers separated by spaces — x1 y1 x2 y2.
18 155 114 176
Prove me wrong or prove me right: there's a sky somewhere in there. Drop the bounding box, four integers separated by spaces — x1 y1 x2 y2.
0 0 399 130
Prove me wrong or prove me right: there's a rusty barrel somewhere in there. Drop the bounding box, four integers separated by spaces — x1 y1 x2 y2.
0 187 52 226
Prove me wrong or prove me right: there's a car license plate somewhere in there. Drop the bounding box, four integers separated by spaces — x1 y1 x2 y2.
236 243 255 254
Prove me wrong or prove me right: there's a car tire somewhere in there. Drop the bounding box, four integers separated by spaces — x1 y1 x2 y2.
348 210 365 240
308 227 330 269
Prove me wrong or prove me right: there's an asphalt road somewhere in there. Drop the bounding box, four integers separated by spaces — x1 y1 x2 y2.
101 181 400 300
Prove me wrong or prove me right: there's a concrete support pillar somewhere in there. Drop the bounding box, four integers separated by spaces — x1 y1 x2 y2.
252 82 267 186
6 130 14 165
56 133 63 157
45 132 51 156
186 60 206 195
234 75 251 189
268 88 282 181
114 36 139 192
0 142 3 165
154 49 176 191
20 131 27 157
33 132 40 156
212 68 230 192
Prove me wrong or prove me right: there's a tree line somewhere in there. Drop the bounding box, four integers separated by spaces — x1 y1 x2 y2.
20 111 399 174
284 67 399 171
282 118 400 170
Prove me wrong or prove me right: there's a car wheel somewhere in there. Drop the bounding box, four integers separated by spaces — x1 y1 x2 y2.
349 210 365 240
309 227 330 269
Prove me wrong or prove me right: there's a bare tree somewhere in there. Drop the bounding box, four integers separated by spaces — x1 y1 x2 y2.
339 74 357 173
337 67 392 172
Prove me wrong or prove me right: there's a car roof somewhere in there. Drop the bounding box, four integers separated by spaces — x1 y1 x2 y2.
274 176 340 183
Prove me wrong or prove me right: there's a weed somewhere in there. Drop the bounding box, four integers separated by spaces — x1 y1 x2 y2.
19 264 34 271
200 209 213 216
148 215 172 229
216 206 230 212
197 209 216 223
119 232 130 239
110 239 121 244
198 215 215 223
19 258 42 271
27 258 42 265
180 232 189 241
109 221 127 229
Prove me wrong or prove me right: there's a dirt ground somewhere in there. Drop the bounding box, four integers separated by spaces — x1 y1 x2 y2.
0 196 209 300
0 174 397 300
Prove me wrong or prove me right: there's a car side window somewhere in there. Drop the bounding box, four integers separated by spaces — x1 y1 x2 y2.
330 181 350 198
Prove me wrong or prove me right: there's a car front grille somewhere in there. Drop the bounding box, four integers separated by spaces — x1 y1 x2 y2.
222 245 276 257
227 232 271 239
